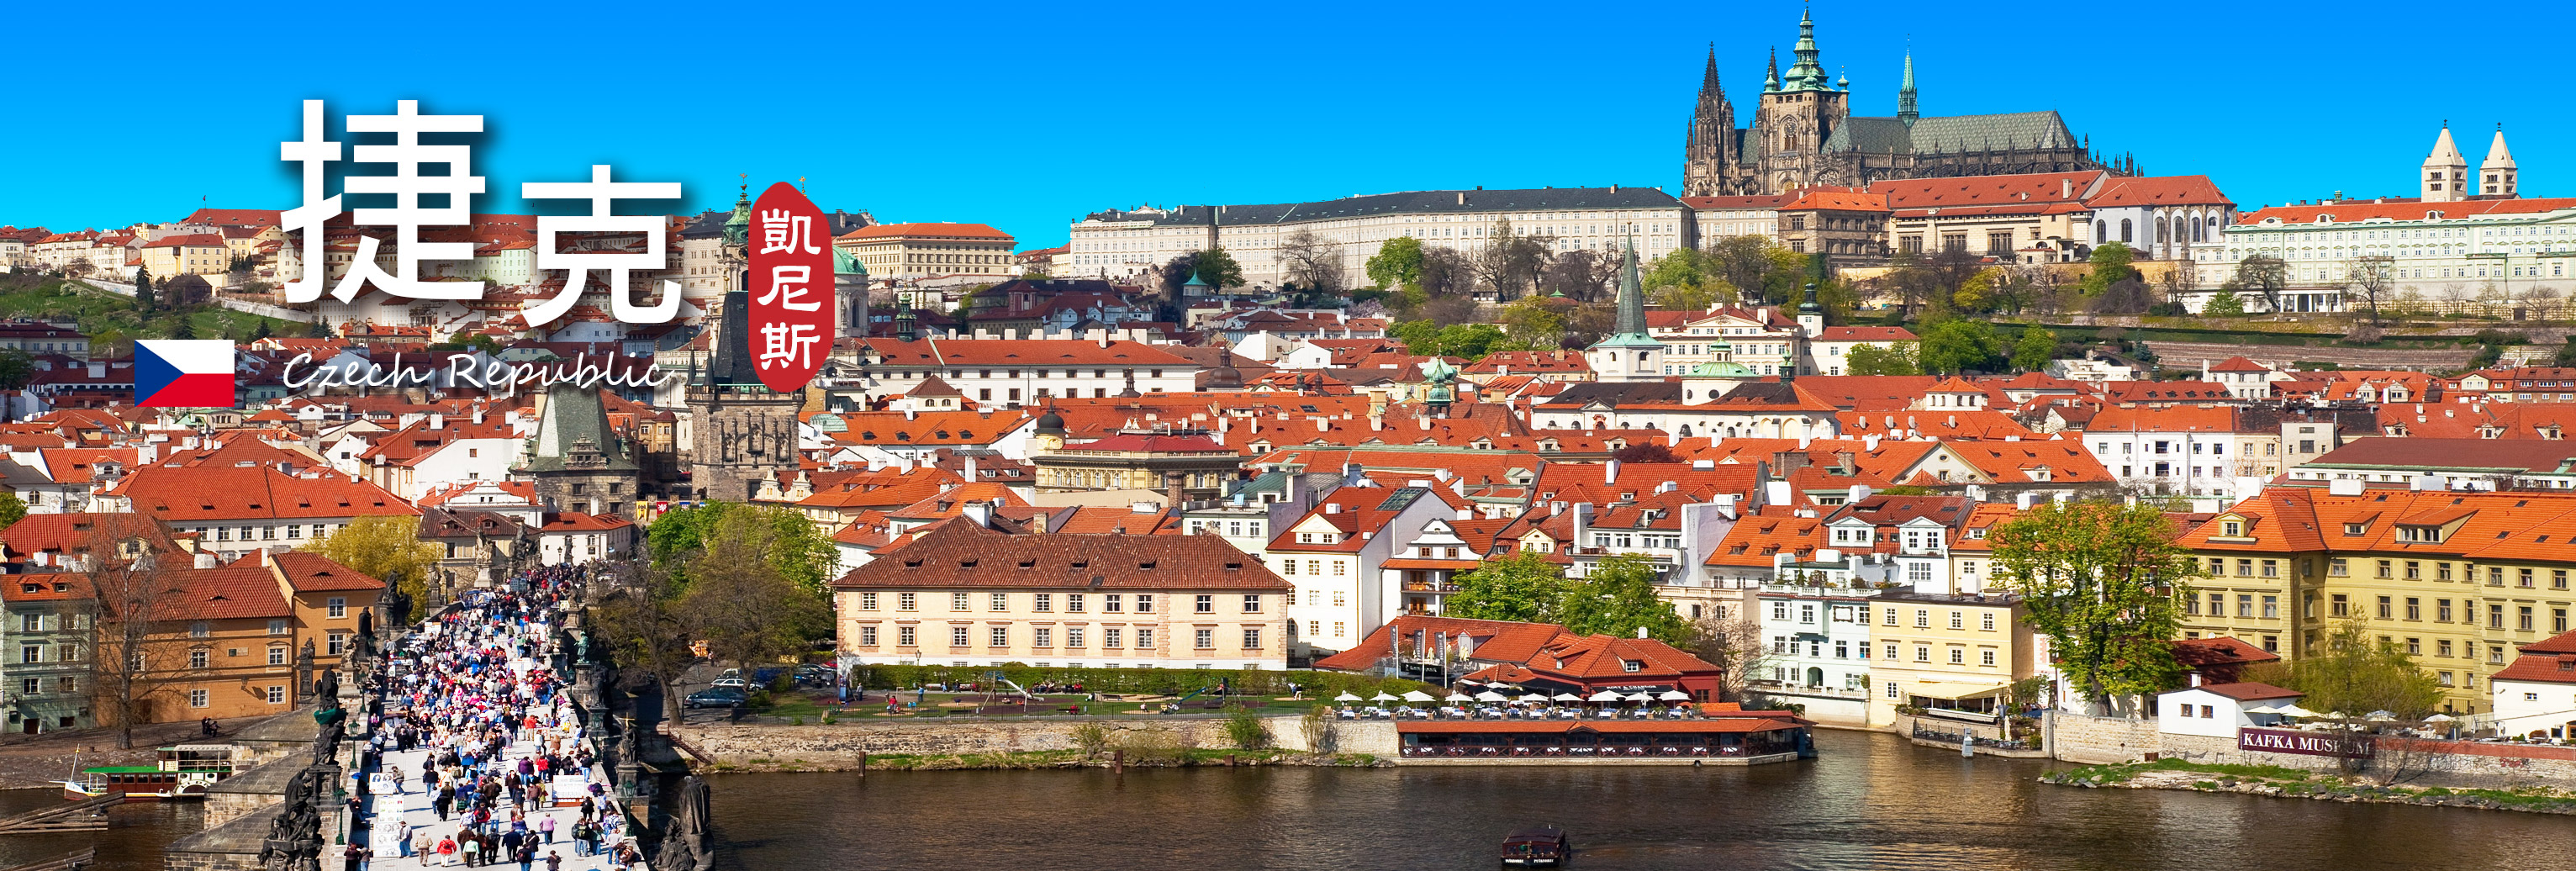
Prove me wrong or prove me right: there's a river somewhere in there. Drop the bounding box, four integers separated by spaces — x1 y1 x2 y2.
700 730 2575 871
0 789 198 870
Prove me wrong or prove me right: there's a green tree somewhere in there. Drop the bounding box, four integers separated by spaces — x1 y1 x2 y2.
2247 619 2443 721
1365 235 1426 291
1845 341 1921 376
1447 551 1570 624
168 317 196 340
648 502 837 596
2010 325 2059 372
1642 247 1710 293
2202 288 2246 317
1557 555 1692 643
1652 280 1727 313
0 347 34 392
2078 242 2137 295
0 492 26 531
1991 501 2199 716
1917 319 2003 374
1193 247 1245 290
132 264 155 311
677 507 831 673
1497 297 1570 350
303 515 442 617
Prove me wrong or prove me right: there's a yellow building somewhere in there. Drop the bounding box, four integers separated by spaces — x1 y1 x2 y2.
834 222 1016 280
140 233 230 277
1865 590 2037 727
2179 485 2576 714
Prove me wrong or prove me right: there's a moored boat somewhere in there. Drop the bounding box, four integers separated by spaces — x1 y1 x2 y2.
61 744 236 801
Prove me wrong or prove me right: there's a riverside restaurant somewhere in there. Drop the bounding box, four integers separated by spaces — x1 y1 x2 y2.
1395 714 1813 765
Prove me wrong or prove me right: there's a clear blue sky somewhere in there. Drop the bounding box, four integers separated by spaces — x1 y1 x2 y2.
6 2 2568 250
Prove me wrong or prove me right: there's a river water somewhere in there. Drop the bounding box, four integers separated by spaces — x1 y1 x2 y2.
700 730 2575 871
0 789 199 870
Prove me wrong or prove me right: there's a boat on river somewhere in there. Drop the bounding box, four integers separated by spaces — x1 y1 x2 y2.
60 744 237 801
1499 825 1570 866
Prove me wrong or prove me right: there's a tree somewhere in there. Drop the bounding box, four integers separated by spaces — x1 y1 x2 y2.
2010 325 2059 373
1684 610 1775 702
0 346 34 393
2078 242 2138 296
676 507 830 673
1497 297 1571 350
2347 256 2395 325
1707 235 1789 306
1557 555 1691 643
1917 319 2003 374
1642 248 1712 301
1610 442 1682 464
1466 219 1554 302
134 264 155 310
1845 341 1922 376
2202 287 2246 317
2248 619 2442 721
82 515 193 748
1275 230 1346 296
1447 551 1568 624
1365 235 1426 291
1990 501 2199 716
168 317 196 340
2225 256 2289 314
648 502 838 597
303 515 441 618
594 563 694 721
1542 249 1617 303
1417 247 1475 299
1651 280 1724 313
1192 247 1245 291
0 492 24 531
2091 277 2156 314
2514 283 2562 321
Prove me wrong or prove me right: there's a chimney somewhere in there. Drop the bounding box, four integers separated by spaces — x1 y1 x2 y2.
1572 502 1594 545
1771 450 1810 477
430 413 443 430
2061 178 2072 199
1834 451 1857 474
2188 673 2203 688
962 501 992 528
1324 503 1343 515
472 406 486 425
1863 433 1882 451
1604 459 1621 485
194 552 219 569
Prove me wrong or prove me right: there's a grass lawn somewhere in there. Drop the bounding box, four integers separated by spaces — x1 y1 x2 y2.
0 275 302 342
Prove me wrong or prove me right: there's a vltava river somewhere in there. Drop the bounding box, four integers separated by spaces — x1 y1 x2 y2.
702 730 2569 871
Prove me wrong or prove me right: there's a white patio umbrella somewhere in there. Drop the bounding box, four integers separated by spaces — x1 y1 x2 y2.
2425 713 2457 722
1519 694 1552 705
1626 692 1658 703
1586 689 1625 702
1401 690 1437 703
1333 692 1362 702
1553 692 1586 702
2364 710 2397 721
1658 689 1693 701
1370 692 1400 702
1475 690 1510 702
2274 705 2323 718
1445 691 1475 702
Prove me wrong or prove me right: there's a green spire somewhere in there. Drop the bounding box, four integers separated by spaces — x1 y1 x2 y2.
1763 46 1780 91
1612 236 1647 338
1783 9 1829 92
1898 50 1919 126
721 181 751 248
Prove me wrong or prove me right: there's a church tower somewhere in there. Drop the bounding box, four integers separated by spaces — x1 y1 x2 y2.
1755 10 1851 192
2480 124 2519 198
1681 44 1738 197
1897 50 1919 127
1584 239 1666 383
684 184 805 504
2422 122 2469 203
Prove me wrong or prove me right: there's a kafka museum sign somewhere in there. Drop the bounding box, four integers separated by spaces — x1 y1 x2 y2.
2237 727 2375 758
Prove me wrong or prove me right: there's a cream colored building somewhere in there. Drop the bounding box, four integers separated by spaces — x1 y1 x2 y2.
836 222 1017 280
1865 590 2040 727
831 521 1292 669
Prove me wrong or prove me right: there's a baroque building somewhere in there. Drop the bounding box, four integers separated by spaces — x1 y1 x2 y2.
1681 12 2116 197
684 189 805 504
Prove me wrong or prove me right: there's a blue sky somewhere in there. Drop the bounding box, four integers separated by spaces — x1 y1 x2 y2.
5 2 2569 250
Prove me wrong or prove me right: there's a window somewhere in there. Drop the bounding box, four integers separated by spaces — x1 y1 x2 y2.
189 648 210 668
2521 568 2537 589
1331 591 1346 607
2521 605 2536 631
2262 596 2278 620
1102 594 1122 613
953 592 971 611
1196 594 1215 614
1914 610 1929 628
190 621 210 639
327 632 346 656
2405 598 2420 620
189 689 210 708
1242 594 1262 613
1948 611 1964 630
1243 628 1262 650
951 626 969 647
1882 608 1896 626
1136 628 1154 648
2377 596 2393 620
2437 599 2453 621
2490 604 2506 629
2329 558 2348 577
267 685 286 705
1067 628 1085 648
1331 622 1344 638
1034 628 1053 647
900 593 919 611
326 597 346 619
1915 646 1930 662
897 626 916 647
2438 639 2453 657
1067 594 1086 614
859 626 879 646
859 593 879 610
268 646 288 666
2238 595 2255 618
1104 628 1122 648
1949 648 1966 664
18 647 35 664
2331 594 2349 617
1137 594 1153 613
1032 594 1051 612
1195 629 1215 649
1980 650 1997 667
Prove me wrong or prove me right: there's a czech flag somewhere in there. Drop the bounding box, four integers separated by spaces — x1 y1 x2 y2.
135 340 236 408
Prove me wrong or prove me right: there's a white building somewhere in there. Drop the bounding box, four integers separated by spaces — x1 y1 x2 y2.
2488 629 2576 739
2155 680 2304 739
1755 573 1882 726
1066 187 1689 293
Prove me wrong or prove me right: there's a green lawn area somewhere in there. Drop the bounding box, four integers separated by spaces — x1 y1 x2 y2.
0 275 301 343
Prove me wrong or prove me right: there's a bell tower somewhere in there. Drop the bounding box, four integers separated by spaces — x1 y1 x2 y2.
2421 122 2468 203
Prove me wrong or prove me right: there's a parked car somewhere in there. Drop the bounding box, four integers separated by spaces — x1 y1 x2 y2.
685 687 748 709
794 665 837 686
752 667 789 685
709 678 750 690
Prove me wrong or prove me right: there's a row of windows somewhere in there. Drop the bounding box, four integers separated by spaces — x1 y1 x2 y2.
187 685 292 707
854 591 1258 615
854 624 1257 651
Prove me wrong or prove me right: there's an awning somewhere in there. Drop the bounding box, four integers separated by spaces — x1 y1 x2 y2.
1905 681 2009 701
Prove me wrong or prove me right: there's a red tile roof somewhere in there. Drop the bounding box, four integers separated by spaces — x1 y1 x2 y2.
837 222 1014 240
830 521 1290 591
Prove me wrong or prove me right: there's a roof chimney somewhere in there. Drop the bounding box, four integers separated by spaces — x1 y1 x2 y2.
1603 459 1621 485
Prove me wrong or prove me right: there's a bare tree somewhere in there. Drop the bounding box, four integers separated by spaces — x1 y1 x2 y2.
1706 235 1776 305
2436 282 2477 315
2346 256 2395 325
1418 247 1475 299
1685 610 1777 703
1274 230 1347 296
1541 249 1617 303
84 516 193 749
2514 283 2562 321
2225 256 2288 314
1468 219 1554 303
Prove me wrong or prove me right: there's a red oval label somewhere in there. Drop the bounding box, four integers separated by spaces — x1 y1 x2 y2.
746 182 836 393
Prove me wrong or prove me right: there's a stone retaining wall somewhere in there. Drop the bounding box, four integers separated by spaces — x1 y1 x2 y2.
669 715 1398 768
2051 711 2576 789
2048 711 2162 765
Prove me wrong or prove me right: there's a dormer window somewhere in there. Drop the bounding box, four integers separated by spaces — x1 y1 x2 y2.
1621 660 1642 673
2220 520 2242 537
2398 525 2441 544
2344 523 2365 536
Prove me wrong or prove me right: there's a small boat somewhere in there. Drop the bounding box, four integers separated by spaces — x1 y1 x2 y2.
61 745 237 801
1500 824 1570 866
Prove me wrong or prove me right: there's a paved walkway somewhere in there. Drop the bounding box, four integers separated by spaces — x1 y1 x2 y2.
352 580 637 871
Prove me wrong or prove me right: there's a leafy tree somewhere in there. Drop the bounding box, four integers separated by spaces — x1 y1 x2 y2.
1991 500 2199 716
1642 248 1710 296
1557 555 1691 643
2078 242 2137 295
1917 319 2003 374
168 317 196 340
1652 280 1726 313
304 515 442 617
134 264 155 310
0 492 25 531
1447 551 1568 624
305 319 333 338
1192 247 1245 290
648 502 838 596
2553 338 2576 368
0 347 34 392
677 507 831 673
2246 619 2443 721
1365 235 1426 291
2010 325 2058 372
1950 267 2005 312
1845 341 1921 376
2224 256 2288 314
2202 288 2246 317
1497 297 1571 350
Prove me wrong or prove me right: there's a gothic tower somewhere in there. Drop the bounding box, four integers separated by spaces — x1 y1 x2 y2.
1897 50 1918 127
1755 10 1851 192
1583 238 1666 383
1681 44 1738 197
2421 122 2468 203
684 185 805 504
2481 124 2518 198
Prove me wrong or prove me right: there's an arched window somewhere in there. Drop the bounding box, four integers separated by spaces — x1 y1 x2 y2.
2120 219 2133 242
2096 220 2108 243
2157 219 2170 243
2192 217 2205 242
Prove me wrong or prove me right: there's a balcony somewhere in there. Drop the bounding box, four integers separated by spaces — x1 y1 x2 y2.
1401 581 1460 594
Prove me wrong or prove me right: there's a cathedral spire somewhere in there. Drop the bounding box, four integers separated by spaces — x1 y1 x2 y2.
2482 123 2519 198
1764 46 1780 91
1613 235 1644 338
1784 9 1829 91
1702 42 1722 92
1898 50 1919 126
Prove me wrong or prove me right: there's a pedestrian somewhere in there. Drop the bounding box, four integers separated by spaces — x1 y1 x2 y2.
545 850 562 871
437 835 457 868
537 814 556 843
460 832 482 868
515 840 536 871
